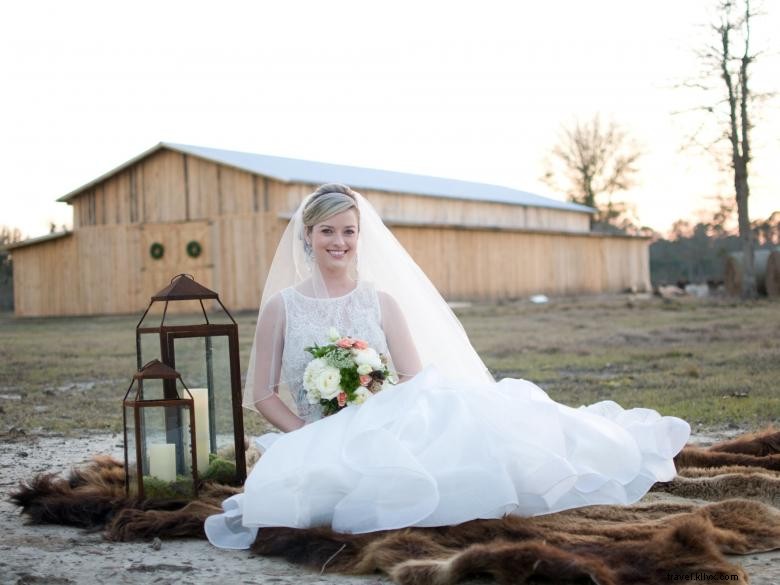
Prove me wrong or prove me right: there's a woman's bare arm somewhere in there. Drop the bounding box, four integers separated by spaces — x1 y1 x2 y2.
246 293 305 432
378 291 423 382
253 394 305 432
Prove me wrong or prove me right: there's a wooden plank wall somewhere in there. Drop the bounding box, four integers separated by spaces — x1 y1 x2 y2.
207 176 304 311
138 149 188 223
12 227 143 316
267 184 591 233
213 214 270 311
77 226 143 313
391 226 650 300
358 187 591 233
12 219 649 316
72 149 187 226
12 236 79 316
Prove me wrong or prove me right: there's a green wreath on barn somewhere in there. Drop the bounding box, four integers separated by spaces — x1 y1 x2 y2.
186 240 202 259
149 242 164 260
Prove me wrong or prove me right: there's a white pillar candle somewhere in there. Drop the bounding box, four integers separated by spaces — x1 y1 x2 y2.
148 443 176 483
189 388 211 473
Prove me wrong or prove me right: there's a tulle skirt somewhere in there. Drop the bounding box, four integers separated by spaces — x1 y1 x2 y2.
205 366 690 549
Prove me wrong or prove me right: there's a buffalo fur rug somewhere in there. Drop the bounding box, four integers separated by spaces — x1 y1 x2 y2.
11 428 780 585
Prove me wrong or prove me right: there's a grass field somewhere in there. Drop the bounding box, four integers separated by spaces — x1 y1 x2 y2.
1 294 778 438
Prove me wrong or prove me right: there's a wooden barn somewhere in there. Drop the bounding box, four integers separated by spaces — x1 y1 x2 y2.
9 142 651 317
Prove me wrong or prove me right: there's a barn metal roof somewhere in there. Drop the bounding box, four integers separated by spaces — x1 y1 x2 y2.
57 142 594 214
6 231 72 250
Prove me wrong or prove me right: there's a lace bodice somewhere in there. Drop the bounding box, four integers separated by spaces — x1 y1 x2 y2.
280 281 389 422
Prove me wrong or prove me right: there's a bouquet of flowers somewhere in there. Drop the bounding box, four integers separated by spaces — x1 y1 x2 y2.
303 327 395 416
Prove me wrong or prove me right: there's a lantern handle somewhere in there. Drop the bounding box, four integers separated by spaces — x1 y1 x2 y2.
170 273 195 284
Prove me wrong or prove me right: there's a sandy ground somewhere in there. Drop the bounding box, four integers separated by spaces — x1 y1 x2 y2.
1 431 778 585
0 433 392 585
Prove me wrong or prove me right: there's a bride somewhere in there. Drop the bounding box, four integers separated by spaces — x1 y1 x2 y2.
205 183 690 549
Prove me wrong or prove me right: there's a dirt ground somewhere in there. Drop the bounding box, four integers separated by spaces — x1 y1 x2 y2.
1 295 778 583
0 432 393 585
1 430 778 585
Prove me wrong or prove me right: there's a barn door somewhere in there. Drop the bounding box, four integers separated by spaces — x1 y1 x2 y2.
141 221 214 302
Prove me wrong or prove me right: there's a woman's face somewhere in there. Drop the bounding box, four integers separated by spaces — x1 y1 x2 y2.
307 208 359 273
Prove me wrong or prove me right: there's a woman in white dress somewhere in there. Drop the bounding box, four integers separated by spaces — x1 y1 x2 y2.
205 183 690 549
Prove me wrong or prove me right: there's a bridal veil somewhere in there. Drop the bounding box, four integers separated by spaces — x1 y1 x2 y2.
242 186 494 412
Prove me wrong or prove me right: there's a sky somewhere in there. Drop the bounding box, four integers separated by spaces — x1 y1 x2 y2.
1 0 778 240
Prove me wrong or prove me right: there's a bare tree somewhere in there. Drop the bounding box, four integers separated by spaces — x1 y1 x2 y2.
542 115 642 232
0 226 23 311
0 226 23 248
682 0 768 298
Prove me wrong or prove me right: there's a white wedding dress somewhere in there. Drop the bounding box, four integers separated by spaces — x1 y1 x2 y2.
205 281 690 549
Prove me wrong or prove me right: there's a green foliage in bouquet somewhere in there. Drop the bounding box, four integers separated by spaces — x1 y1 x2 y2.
305 344 352 366
338 366 360 394
304 343 332 359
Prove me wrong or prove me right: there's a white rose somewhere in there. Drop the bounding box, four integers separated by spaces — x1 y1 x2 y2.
356 363 373 375
328 327 340 342
349 386 371 405
303 358 327 393
316 366 342 400
352 348 382 370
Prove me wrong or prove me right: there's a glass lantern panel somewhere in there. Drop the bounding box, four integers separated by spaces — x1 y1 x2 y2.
136 299 168 373
134 375 168 402
172 334 238 483
137 331 164 377
124 404 139 498
140 403 194 498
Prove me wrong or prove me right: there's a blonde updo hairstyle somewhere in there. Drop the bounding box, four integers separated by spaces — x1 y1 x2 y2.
302 184 361 251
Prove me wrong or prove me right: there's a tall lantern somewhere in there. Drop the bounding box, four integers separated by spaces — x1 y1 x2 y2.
123 359 199 499
136 274 246 486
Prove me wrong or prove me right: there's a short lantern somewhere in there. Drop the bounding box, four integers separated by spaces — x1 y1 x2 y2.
135 274 246 485
123 359 199 499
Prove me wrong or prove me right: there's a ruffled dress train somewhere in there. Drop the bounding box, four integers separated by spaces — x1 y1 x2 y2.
205 366 690 549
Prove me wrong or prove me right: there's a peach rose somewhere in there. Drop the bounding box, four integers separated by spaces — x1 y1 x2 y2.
353 339 368 350
359 374 372 386
337 391 347 407
336 338 354 349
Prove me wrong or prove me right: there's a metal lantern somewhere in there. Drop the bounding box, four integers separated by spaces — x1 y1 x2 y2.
123 359 199 499
135 274 246 486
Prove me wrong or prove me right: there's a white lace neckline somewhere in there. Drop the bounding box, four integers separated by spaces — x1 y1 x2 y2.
291 281 361 301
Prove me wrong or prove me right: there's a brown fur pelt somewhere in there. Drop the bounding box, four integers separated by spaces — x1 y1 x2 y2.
652 469 780 506
674 428 780 471
652 428 780 505
709 428 780 456
10 428 780 584
10 454 237 540
250 499 780 585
